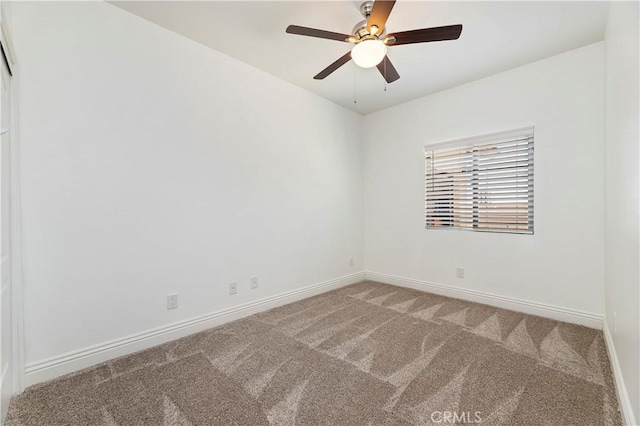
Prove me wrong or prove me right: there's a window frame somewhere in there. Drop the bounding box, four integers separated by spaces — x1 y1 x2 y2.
424 127 534 235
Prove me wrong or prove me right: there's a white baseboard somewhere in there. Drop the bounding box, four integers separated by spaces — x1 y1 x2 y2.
603 319 637 426
365 271 603 329
24 271 365 388
23 270 608 389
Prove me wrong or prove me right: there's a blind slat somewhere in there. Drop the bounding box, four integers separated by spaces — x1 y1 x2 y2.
431 163 533 179
427 160 533 173
425 176 533 187
431 150 533 168
426 138 533 159
426 206 532 212
427 221 530 227
426 186 533 194
426 207 532 212
426 195 533 202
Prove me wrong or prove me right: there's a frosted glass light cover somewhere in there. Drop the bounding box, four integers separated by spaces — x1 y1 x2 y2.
351 39 387 68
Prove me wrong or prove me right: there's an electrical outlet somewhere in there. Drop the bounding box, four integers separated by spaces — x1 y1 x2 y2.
456 268 464 279
350 258 354 267
167 293 178 310
250 276 258 289
229 282 238 295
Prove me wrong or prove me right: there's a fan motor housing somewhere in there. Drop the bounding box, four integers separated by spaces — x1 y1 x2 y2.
353 1 387 41
352 19 386 41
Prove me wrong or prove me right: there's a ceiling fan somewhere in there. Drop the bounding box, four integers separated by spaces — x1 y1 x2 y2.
286 0 463 83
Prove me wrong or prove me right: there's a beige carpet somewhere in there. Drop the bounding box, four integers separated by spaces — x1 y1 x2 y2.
8 281 622 425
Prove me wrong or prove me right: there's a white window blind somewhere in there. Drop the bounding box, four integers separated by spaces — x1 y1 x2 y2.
425 127 534 234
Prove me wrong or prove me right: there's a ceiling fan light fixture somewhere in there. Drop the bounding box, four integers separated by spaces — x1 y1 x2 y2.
286 0 463 83
351 39 387 68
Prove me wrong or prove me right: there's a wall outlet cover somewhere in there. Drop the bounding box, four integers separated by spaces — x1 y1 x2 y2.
166 294 178 310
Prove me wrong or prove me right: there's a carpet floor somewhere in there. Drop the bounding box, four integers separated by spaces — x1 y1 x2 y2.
8 281 622 425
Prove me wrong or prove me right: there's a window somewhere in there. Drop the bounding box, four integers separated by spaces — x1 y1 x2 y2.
425 127 534 234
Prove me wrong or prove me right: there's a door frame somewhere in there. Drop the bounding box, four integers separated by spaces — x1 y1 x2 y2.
0 18 24 395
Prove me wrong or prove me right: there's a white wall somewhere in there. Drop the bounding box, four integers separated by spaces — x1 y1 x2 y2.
363 43 605 315
604 1 640 423
12 2 363 365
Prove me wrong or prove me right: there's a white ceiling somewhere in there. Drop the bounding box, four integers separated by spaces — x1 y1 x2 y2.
110 1 609 115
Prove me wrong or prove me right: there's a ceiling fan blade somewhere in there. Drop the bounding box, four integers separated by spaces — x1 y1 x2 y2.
387 24 463 46
286 25 350 42
376 56 400 83
314 52 352 80
367 0 396 34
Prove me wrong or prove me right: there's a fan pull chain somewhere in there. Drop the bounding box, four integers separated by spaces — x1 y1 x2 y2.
353 62 357 104
384 58 387 92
